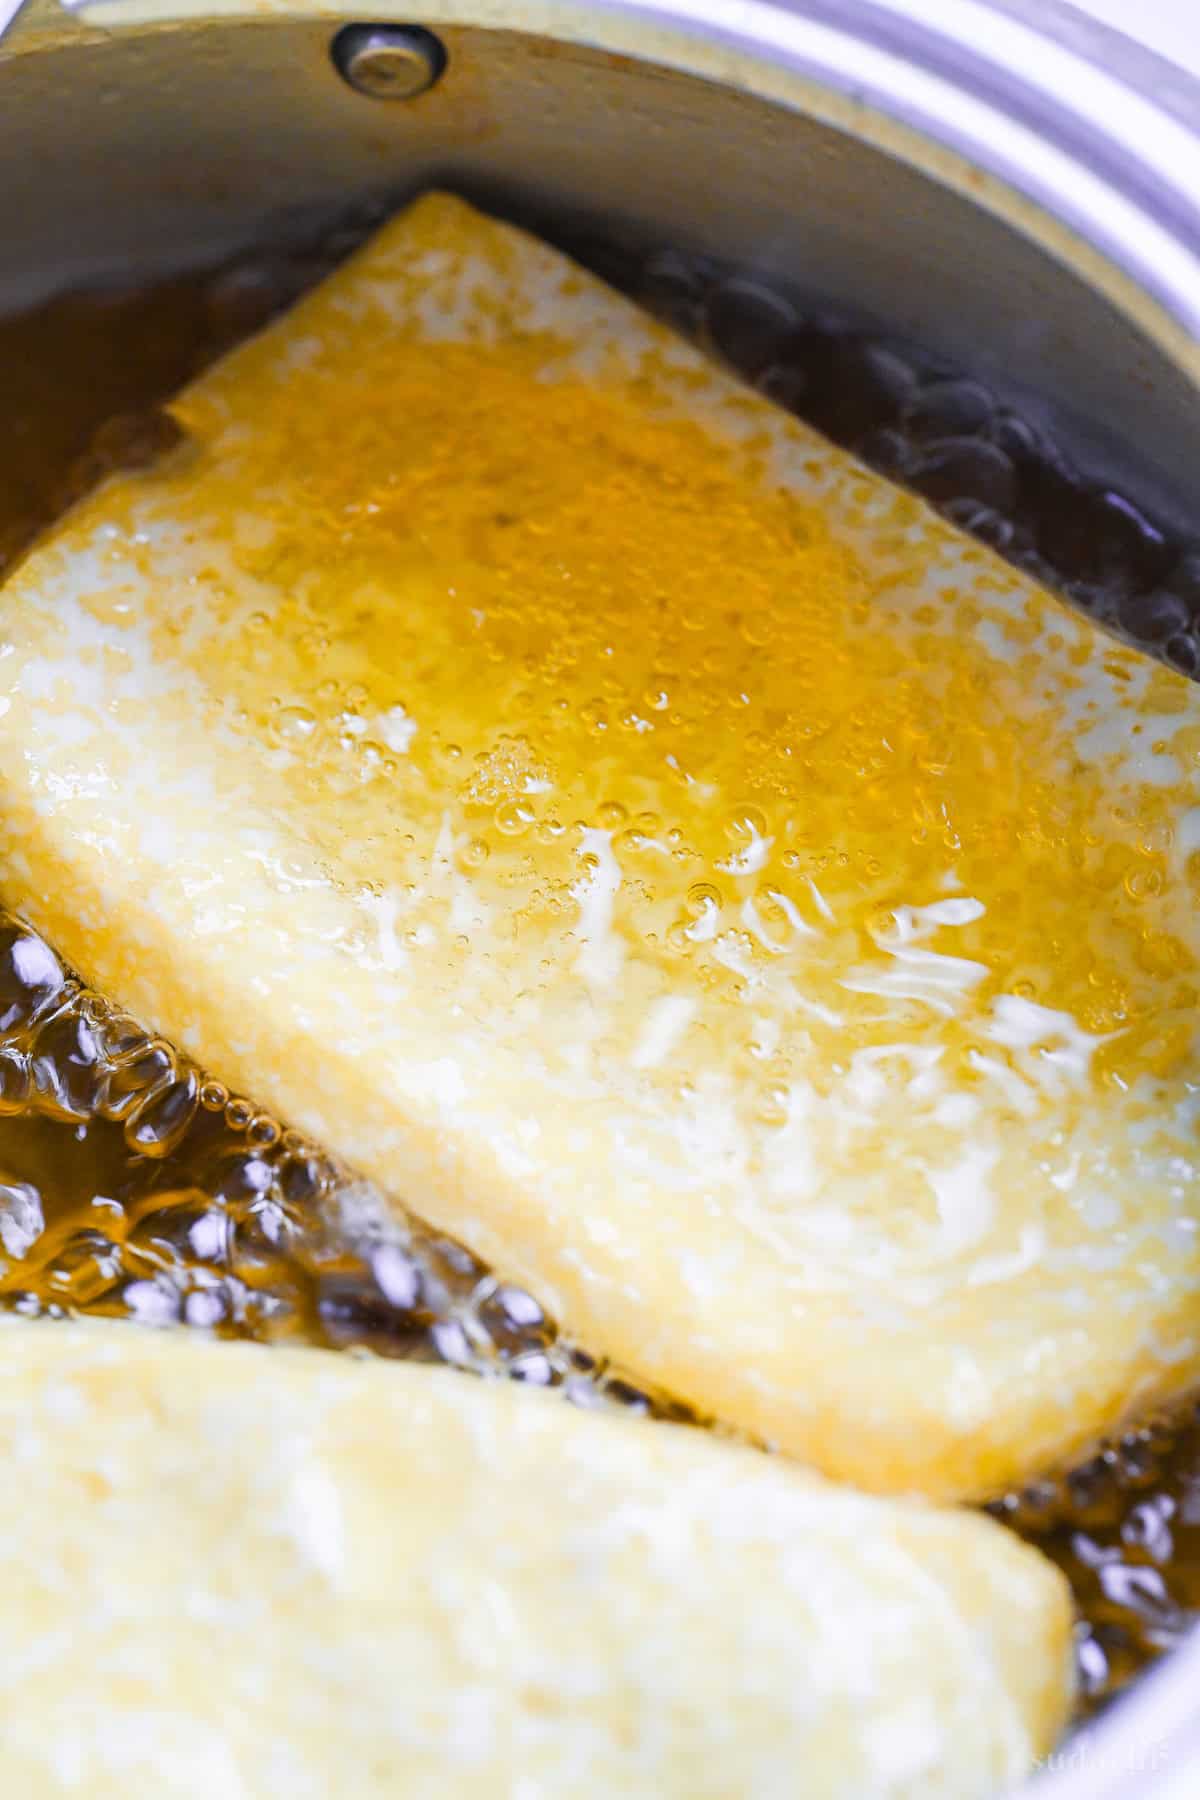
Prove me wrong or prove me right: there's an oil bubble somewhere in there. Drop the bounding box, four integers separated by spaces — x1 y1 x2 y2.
494 798 535 836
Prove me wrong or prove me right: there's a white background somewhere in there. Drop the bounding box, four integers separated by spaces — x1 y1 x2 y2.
1070 0 1200 74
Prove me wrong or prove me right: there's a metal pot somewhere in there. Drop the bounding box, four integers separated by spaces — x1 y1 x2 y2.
1 2 1198 1792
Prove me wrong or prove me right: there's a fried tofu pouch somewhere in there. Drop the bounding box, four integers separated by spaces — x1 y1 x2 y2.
1 194 1199 1498
0 1317 1072 1798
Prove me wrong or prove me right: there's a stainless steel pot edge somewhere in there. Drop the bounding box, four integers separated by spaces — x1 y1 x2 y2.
35 0 1200 397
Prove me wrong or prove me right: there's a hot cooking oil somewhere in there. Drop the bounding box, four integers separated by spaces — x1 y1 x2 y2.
0 225 1197 1721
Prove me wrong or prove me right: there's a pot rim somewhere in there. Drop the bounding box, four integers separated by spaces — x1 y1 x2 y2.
45 0 1200 384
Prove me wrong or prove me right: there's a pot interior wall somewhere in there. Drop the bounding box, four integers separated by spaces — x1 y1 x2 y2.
0 15 1197 537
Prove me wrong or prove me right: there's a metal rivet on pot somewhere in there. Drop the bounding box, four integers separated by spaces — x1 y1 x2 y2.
331 24 448 101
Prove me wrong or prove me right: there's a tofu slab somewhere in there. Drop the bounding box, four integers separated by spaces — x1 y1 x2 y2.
1 194 1199 1498
0 1317 1072 1797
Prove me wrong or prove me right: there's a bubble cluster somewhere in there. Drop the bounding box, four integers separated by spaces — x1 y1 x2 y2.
0 902 679 1415
993 1410 1200 1714
627 251 1200 674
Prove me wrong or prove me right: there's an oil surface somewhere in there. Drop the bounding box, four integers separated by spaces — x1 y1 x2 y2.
0 226 1198 1724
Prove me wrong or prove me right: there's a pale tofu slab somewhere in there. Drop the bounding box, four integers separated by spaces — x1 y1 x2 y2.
0 1317 1072 1797
1 194 1199 1498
